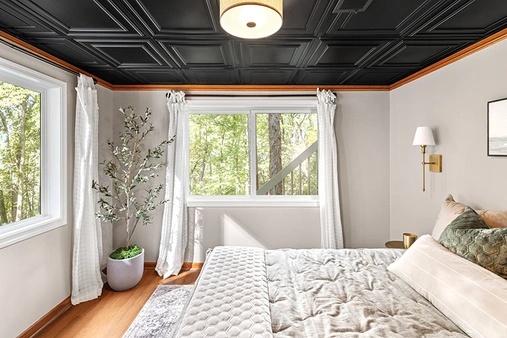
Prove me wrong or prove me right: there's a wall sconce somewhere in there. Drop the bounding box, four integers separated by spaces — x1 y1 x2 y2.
412 127 442 192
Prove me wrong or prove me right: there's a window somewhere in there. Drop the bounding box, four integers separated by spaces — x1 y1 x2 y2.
0 81 41 224
187 97 318 206
0 57 67 248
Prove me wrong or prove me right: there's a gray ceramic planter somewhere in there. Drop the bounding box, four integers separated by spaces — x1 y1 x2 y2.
107 248 144 291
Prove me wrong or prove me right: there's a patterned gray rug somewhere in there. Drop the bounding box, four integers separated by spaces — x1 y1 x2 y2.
123 284 193 338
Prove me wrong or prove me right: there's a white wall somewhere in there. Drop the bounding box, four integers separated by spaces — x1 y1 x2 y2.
336 92 391 248
97 86 115 260
0 43 114 338
113 90 390 261
390 38 507 240
0 44 75 338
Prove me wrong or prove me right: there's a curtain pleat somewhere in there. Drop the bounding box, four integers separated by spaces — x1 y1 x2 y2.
317 89 344 249
156 91 188 279
71 74 104 305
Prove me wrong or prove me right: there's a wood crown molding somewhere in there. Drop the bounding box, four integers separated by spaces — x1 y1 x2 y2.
0 31 114 90
2 28 507 92
389 26 507 90
111 84 390 92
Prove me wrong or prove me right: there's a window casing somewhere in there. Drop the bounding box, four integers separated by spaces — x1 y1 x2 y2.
186 97 318 207
0 57 67 248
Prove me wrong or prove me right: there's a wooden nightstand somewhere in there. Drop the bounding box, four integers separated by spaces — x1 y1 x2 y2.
385 240 404 249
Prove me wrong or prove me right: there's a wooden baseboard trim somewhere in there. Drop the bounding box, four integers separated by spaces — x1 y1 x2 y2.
144 261 156 270
19 261 203 337
181 262 204 270
144 261 204 271
18 297 72 338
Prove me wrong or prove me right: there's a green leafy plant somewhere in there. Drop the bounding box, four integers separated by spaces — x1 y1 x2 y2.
92 106 172 259
109 244 143 260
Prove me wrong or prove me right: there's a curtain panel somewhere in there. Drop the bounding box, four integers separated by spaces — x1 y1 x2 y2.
156 90 188 279
71 74 104 305
317 89 344 249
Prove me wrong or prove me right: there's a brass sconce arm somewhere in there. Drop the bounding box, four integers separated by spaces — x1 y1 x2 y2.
418 145 442 192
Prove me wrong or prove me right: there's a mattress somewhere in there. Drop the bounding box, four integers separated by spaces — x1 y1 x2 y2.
172 246 273 337
171 246 469 337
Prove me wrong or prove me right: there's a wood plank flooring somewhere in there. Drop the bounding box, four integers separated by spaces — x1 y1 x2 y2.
32 268 200 338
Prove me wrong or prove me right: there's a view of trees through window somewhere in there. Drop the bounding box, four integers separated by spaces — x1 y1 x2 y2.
189 111 318 196
0 81 41 226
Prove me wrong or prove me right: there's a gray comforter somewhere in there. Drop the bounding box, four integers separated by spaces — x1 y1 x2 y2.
172 246 469 337
267 248 468 337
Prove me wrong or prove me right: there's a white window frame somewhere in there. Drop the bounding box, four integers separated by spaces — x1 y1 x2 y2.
186 96 319 207
0 57 67 249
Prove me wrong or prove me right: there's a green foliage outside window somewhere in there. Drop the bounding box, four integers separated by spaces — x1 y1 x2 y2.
189 114 249 195
189 111 318 196
0 82 41 225
256 113 318 195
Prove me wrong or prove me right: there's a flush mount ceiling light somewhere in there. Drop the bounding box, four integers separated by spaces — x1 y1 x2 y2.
220 0 283 39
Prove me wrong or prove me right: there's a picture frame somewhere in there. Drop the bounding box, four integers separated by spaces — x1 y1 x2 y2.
487 97 507 156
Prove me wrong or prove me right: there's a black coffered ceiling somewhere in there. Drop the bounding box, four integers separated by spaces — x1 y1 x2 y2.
1 0 507 86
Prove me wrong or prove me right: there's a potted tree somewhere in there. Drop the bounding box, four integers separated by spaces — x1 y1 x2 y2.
92 106 171 291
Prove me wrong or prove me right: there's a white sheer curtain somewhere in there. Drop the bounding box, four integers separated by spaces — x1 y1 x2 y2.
71 74 104 305
317 89 344 249
156 90 188 279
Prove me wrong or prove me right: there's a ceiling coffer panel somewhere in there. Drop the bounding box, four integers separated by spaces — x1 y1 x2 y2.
125 0 219 34
0 0 506 85
242 68 296 85
97 45 161 66
240 40 311 67
185 68 240 84
162 40 235 67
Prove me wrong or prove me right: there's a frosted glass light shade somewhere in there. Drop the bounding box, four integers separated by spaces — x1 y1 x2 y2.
413 127 435 146
220 0 283 39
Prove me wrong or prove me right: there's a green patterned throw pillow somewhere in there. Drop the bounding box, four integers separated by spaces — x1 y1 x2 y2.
439 207 507 278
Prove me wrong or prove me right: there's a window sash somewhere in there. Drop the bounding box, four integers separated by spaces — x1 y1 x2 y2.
186 98 317 202
0 57 67 249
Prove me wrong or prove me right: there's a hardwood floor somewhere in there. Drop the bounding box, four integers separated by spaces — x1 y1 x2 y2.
32 268 200 338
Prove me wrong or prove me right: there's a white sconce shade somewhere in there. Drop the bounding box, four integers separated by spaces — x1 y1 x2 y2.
220 0 283 39
412 126 441 192
412 126 435 146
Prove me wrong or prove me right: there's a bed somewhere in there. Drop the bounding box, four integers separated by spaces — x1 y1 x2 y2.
170 195 507 338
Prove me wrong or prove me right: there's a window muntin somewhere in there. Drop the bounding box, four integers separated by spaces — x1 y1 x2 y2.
0 57 66 248
188 109 317 198
0 82 41 225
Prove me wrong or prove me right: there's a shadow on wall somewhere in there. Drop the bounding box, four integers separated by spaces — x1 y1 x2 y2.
190 207 321 262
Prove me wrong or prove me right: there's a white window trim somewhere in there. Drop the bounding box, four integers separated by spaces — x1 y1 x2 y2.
186 96 318 207
0 57 67 249
187 195 319 208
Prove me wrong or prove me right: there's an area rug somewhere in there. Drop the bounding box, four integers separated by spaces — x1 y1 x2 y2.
123 284 193 338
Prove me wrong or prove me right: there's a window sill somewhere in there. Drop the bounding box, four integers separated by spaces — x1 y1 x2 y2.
0 215 67 249
187 196 319 208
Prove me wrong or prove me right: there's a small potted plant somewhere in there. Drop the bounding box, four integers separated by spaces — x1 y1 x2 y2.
92 106 171 291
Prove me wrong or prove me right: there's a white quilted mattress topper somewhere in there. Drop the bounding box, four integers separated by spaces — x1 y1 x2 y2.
173 246 273 337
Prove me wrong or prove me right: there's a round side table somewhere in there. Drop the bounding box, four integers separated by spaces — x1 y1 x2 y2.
385 240 404 249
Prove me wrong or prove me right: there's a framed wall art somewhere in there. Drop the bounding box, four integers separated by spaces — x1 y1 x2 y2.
488 97 507 156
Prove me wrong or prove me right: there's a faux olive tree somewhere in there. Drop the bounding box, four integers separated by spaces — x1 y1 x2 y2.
92 106 172 259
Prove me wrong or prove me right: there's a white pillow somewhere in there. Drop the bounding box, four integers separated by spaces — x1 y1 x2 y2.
388 235 507 338
432 194 468 239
